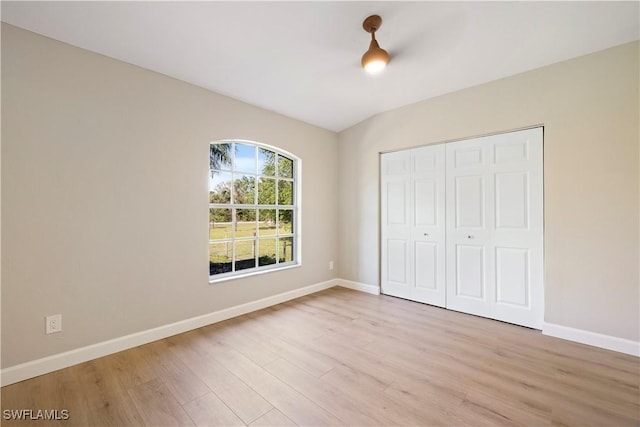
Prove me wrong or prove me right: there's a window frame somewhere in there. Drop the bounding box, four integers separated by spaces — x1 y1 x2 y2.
208 140 301 283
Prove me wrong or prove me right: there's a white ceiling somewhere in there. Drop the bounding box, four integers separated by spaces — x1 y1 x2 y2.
2 1 639 132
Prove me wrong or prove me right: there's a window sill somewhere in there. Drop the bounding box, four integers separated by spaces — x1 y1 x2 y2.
209 262 301 284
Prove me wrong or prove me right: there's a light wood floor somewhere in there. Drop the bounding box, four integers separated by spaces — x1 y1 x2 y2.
2 287 639 426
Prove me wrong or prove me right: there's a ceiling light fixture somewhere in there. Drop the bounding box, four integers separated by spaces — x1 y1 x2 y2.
361 15 390 74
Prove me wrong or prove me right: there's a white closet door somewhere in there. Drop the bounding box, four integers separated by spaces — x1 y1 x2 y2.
445 136 493 318
381 145 446 307
381 151 411 294
446 128 543 328
490 128 544 328
411 145 446 307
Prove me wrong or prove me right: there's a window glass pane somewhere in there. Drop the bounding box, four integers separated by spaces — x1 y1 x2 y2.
210 242 232 275
258 177 276 204
278 180 293 205
209 208 232 240
278 155 293 178
235 240 256 271
278 237 294 263
210 142 297 278
258 239 277 266
235 143 256 174
234 175 256 204
209 172 232 203
278 209 293 235
258 148 276 176
210 143 232 171
236 209 257 238
258 209 276 236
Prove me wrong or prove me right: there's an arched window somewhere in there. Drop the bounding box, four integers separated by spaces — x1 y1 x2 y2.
209 140 300 281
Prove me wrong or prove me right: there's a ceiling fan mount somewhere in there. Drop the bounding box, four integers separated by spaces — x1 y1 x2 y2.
362 15 382 33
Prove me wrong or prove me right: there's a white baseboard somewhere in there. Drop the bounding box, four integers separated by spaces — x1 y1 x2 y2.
6 281 634 387
0 279 339 386
543 322 639 357
336 279 380 295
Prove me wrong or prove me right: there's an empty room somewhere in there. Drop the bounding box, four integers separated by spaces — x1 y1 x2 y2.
1 1 639 426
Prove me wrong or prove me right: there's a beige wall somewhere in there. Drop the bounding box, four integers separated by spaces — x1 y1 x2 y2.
1 24 338 367
338 42 639 342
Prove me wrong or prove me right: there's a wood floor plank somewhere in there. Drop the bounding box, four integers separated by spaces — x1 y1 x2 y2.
2 287 638 427
279 298 355 332
48 368 93 427
93 346 157 390
257 306 331 340
320 359 461 426
211 346 346 426
167 332 274 424
201 315 338 377
0 368 91 427
127 378 194 426
383 374 467 413
206 318 281 367
459 388 551 426
353 316 558 417
320 363 390 393
281 296 355 325
363 325 549 389
74 359 147 426
306 330 407 385
182 392 245 426
137 339 211 405
249 408 297 427
549 395 639 427
266 336 337 377
264 357 391 425
552 370 640 420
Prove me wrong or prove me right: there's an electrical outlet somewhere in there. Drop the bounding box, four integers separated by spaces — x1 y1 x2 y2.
46 314 62 334
329 261 334 270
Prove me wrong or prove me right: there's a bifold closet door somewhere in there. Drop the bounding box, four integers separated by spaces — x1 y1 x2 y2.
381 150 411 295
445 127 543 328
381 144 446 307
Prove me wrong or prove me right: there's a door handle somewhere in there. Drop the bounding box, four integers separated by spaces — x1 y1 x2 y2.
467 235 474 239
424 233 429 237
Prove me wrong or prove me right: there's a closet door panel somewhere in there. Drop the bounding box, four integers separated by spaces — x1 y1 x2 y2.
446 137 493 318
381 144 445 307
381 151 412 294
490 128 544 328
386 239 408 284
454 175 485 228
414 241 437 290
414 179 437 226
446 128 543 328
455 245 485 299
495 171 529 229
411 144 446 307
495 247 529 306
386 182 408 225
